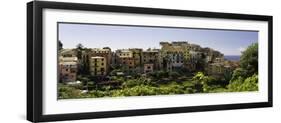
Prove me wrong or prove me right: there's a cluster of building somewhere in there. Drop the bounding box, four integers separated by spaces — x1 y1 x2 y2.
59 41 238 83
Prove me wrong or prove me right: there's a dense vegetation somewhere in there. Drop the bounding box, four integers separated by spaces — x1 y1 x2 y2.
58 43 258 99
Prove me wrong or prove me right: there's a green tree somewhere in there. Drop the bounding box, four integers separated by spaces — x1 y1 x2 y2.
76 43 86 74
192 72 226 93
82 49 91 74
192 72 208 92
58 40 63 50
58 85 82 99
169 71 180 79
240 43 258 75
122 79 139 88
76 43 84 60
78 75 90 86
87 81 96 90
195 53 206 71
227 43 258 92
230 68 247 82
228 74 258 92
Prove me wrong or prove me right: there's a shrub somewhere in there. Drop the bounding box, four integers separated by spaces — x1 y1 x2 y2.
58 85 82 99
240 43 258 75
228 74 258 92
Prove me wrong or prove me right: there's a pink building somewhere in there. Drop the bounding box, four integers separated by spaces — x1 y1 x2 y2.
59 57 78 83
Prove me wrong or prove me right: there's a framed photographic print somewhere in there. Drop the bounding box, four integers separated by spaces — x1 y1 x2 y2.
27 1 273 122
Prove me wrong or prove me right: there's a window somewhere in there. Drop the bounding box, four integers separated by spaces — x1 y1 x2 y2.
70 69 76 73
101 63 104 66
65 68 68 71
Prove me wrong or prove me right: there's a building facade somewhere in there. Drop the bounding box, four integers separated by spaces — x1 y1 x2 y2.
144 63 154 73
129 48 143 67
159 42 190 71
115 49 135 69
59 41 234 78
81 48 112 74
142 49 160 71
89 56 107 76
59 56 78 83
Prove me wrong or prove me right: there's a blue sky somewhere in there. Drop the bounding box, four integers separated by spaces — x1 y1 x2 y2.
58 23 258 56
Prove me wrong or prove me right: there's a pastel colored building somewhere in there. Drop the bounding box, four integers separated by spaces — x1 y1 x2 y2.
142 49 160 70
58 41 231 78
129 48 143 67
82 48 112 72
116 49 135 69
92 48 112 67
90 56 107 76
159 41 190 71
59 57 78 83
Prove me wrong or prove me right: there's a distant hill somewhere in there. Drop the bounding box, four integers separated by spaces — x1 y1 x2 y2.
224 55 240 61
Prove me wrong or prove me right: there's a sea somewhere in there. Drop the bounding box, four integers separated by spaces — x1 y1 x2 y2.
224 55 240 61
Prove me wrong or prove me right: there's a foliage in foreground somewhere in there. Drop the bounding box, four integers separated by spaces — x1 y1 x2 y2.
58 71 258 99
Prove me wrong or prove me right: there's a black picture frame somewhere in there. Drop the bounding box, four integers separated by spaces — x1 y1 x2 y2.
27 1 273 122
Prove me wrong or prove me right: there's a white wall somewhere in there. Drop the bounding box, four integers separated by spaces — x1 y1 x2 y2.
0 0 280 123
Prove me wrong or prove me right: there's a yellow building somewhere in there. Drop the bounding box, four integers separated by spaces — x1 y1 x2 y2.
90 56 107 76
129 48 143 67
81 48 112 73
91 48 112 67
159 42 189 70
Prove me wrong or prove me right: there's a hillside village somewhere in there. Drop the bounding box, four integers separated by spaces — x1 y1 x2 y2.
59 41 239 83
